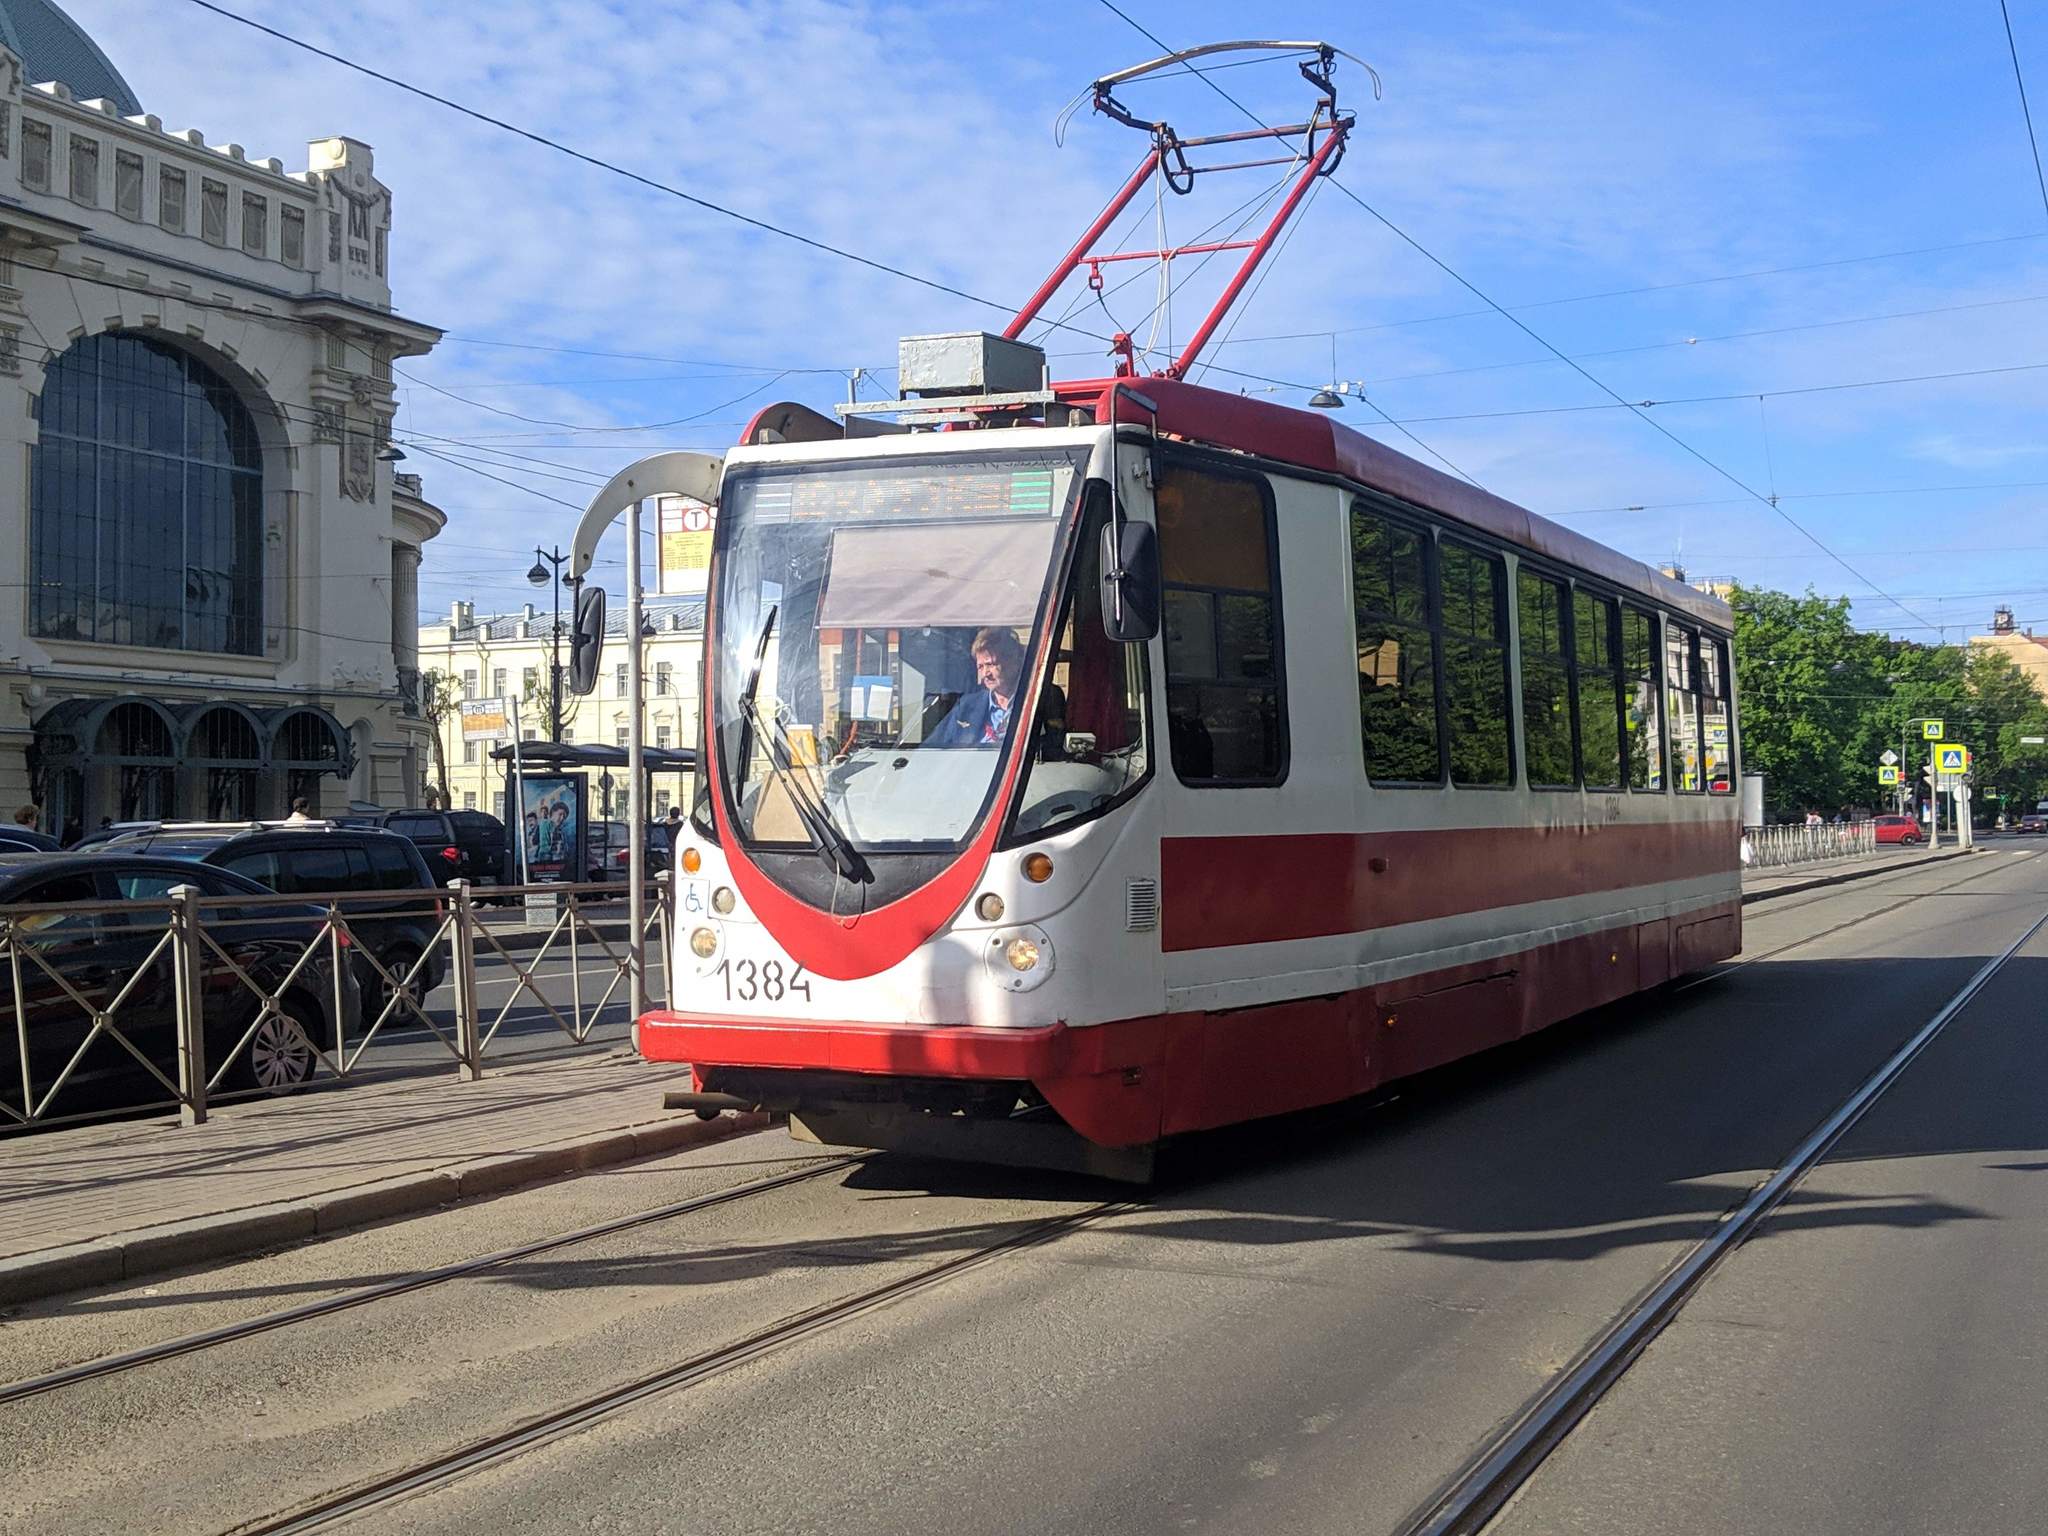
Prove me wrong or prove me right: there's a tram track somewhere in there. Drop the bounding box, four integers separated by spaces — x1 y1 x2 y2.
223 1196 1134 1536
1393 876 2048 1536
0 1152 866 1408
1674 843 2041 993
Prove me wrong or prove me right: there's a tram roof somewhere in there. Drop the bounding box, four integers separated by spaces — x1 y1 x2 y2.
732 379 1732 630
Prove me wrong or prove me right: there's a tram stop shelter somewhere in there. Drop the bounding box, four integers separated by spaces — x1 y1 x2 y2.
487 740 697 883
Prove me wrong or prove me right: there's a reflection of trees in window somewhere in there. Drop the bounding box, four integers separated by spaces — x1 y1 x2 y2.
1518 569 1576 787
1442 540 1511 785
1352 506 1437 781
1574 589 1622 788
1623 607 1664 790
1156 463 1284 783
1667 624 1702 792
30 333 263 655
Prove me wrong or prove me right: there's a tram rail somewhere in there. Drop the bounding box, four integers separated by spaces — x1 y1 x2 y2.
1394 877 2048 1536
225 1197 1134 1536
0 1153 860 1408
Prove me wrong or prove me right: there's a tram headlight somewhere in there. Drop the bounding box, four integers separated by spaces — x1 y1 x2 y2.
689 926 720 959
712 886 737 915
984 925 1053 993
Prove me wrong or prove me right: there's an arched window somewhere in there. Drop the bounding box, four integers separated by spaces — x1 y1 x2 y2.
31 332 264 655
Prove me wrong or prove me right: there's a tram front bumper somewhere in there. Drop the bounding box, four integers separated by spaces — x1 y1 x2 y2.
636 1009 1169 1149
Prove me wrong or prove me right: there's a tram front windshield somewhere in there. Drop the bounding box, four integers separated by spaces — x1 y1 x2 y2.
713 449 1089 855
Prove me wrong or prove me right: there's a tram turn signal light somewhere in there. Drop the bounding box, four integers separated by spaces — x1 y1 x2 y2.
680 846 703 874
689 927 719 959
1021 853 1054 884
1004 937 1041 972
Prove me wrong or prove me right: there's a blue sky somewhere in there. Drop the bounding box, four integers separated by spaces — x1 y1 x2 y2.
72 0 2048 642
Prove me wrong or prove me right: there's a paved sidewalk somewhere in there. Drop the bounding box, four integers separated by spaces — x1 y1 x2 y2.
1739 839 1985 902
0 1052 761 1306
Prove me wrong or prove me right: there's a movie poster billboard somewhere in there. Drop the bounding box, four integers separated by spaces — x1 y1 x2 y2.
510 773 584 882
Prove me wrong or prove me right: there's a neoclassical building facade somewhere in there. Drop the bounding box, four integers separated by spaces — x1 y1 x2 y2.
0 2 444 837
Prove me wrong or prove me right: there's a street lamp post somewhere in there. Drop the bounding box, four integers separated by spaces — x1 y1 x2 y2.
527 545 568 742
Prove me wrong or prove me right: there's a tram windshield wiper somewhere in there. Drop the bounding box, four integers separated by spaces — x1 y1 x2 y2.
736 607 870 884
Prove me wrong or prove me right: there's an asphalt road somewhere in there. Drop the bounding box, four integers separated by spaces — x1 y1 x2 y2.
3 847 2043 1536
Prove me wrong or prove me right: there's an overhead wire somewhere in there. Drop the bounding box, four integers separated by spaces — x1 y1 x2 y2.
176 0 1118 349
1092 0 1939 630
2001 0 2048 225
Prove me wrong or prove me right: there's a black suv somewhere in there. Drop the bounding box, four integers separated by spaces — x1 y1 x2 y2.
99 825 447 1016
383 809 509 889
0 853 361 1118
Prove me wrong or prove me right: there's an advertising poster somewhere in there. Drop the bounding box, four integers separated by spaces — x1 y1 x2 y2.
511 772 585 882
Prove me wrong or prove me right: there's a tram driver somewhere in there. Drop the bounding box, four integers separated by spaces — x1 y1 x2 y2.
931 626 1026 748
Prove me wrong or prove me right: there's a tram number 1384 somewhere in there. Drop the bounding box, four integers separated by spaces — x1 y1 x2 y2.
712 956 812 1005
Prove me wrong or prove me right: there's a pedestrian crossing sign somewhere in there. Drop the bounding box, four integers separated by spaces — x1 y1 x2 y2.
1922 720 1944 740
1878 765 1901 785
1936 744 1969 773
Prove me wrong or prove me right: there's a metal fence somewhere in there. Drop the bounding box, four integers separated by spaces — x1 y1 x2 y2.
1743 820 1878 871
0 874 671 1133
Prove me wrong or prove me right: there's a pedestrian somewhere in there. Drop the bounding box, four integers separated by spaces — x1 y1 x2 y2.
285 796 313 823
13 803 40 832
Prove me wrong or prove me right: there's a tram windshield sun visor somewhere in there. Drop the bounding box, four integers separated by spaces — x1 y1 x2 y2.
713 450 1090 858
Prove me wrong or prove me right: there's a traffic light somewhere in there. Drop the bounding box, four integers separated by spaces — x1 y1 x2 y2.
567 584 606 695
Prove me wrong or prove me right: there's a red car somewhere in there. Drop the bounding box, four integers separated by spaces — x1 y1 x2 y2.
2017 812 2048 835
1872 814 1923 845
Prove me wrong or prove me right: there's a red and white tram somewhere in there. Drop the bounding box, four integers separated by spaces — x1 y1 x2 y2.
634 45 1741 1177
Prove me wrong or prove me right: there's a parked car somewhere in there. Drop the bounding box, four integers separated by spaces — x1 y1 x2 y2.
1871 814 1922 846
0 826 59 853
382 808 508 889
0 853 361 1118
2018 812 2048 835
594 822 673 882
97 824 447 1016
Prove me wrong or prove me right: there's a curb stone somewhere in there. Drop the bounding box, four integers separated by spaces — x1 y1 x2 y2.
0 1110 768 1309
1742 844 1979 906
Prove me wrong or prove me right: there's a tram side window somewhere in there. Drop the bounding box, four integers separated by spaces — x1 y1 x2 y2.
1667 622 1703 792
1573 589 1623 789
1157 463 1285 784
1441 539 1512 785
1518 569 1576 788
1702 636 1734 793
1623 606 1664 790
1351 505 1438 782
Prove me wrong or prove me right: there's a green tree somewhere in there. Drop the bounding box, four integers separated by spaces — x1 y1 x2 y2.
1729 583 1887 818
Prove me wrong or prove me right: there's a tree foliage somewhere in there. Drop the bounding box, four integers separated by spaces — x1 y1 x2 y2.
1729 583 2048 820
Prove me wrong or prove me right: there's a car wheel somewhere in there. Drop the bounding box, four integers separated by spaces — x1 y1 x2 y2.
374 945 426 1018
242 1001 320 1095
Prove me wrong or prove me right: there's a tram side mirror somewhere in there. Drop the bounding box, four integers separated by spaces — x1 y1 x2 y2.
1100 520 1160 643
567 584 607 695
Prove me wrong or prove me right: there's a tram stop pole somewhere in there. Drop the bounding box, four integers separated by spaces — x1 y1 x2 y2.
626 497 647 1019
